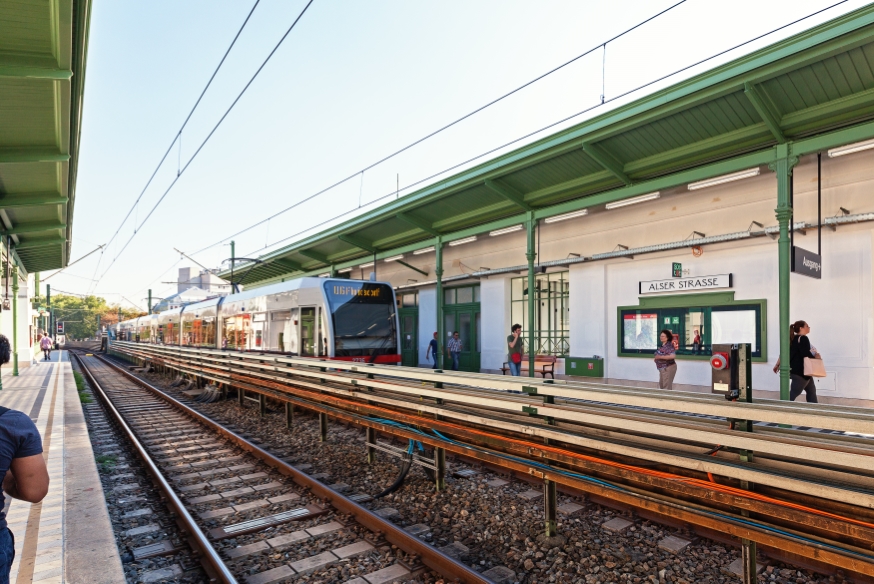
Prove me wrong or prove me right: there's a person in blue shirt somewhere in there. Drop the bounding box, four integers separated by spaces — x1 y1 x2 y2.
426 332 438 369
0 407 49 584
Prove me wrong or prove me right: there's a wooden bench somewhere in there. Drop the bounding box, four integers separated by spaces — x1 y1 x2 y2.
500 355 556 378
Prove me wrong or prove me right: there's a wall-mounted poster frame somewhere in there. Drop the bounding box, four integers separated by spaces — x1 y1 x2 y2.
617 291 767 362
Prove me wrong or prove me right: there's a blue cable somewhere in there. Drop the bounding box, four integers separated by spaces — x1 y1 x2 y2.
369 417 874 561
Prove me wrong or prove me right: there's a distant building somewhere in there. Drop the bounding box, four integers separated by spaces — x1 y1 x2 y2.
177 267 233 295
152 287 213 312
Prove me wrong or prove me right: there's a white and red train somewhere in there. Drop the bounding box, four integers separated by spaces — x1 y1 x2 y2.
110 277 401 364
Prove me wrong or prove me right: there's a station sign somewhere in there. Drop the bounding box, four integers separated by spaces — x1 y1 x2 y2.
672 262 682 278
791 246 822 279
639 274 732 295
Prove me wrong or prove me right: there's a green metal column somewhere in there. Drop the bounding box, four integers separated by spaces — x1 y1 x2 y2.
526 212 536 377
46 284 51 339
148 289 152 314
769 147 798 401
34 272 40 332
12 266 18 375
435 236 444 370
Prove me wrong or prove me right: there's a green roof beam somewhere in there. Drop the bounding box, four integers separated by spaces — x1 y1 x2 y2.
395 212 440 236
298 249 330 264
0 193 68 209
483 179 531 212
0 152 70 164
0 66 74 80
2 221 66 236
582 142 632 186
744 82 786 143
338 233 376 253
15 237 65 251
395 259 428 277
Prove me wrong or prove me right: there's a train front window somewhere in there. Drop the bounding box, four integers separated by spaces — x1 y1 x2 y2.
324 282 397 357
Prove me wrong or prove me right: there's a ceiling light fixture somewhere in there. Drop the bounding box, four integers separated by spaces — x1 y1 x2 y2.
318 273 330 277
489 224 523 236
448 236 477 246
827 138 874 158
337 267 353 273
413 246 435 255
687 168 760 191
359 262 374 268
384 254 404 262
544 209 588 223
605 192 660 210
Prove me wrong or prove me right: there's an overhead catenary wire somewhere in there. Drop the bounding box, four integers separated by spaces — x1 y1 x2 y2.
230 0 851 265
93 0 315 287
96 0 262 270
188 0 691 256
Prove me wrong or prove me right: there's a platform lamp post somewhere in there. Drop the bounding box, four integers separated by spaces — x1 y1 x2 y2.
12 266 18 376
435 236 444 370
526 212 537 378
148 289 152 314
769 146 798 401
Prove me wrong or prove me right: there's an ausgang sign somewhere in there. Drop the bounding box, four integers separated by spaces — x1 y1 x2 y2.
791 246 822 279
639 274 732 294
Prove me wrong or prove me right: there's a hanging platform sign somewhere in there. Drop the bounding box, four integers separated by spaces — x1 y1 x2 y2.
791 246 822 279
639 274 732 294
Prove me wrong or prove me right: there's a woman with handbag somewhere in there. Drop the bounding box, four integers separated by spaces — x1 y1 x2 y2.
654 330 677 390
507 324 523 376
772 320 820 403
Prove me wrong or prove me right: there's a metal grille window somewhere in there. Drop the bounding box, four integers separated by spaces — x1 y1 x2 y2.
511 271 569 356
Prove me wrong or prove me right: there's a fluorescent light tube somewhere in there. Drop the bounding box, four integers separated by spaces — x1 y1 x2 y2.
338 267 353 273
359 262 374 268
318 273 330 277
448 236 477 246
827 138 874 158
605 192 660 210
544 209 588 224
489 224 523 236
413 246 435 255
384 254 404 262
687 168 760 190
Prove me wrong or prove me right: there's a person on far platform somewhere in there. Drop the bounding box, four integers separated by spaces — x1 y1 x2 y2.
446 331 462 371
426 332 438 369
654 329 677 390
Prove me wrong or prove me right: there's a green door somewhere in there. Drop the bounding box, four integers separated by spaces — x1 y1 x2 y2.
443 305 481 372
659 309 683 353
399 307 418 367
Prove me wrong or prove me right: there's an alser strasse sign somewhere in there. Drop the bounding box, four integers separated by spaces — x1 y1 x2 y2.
639 274 732 295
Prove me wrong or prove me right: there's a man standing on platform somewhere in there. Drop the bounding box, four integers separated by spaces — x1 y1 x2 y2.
446 331 462 371
0 406 49 584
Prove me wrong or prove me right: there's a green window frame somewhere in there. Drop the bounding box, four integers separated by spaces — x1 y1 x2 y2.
511 271 569 356
617 292 767 362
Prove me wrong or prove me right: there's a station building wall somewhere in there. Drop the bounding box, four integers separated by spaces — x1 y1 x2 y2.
368 149 874 403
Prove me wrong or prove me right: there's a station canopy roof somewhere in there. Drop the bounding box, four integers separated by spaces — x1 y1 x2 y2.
225 5 874 288
0 0 91 273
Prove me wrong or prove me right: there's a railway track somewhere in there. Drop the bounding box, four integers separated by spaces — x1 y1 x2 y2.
103 341 874 583
71 350 487 584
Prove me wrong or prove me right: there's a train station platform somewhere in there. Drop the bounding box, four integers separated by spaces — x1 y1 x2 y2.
0 352 124 584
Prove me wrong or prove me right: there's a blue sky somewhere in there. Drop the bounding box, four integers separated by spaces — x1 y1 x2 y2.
52 0 870 308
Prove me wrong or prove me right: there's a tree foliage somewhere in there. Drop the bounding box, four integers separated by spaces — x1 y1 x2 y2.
49 295 144 340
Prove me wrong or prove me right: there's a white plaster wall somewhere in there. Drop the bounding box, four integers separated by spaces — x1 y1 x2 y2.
790 229 873 400
480 276 511 371
569 263 607 360
418 287 437 366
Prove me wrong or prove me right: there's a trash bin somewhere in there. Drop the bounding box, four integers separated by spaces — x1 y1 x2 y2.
565 356 603 377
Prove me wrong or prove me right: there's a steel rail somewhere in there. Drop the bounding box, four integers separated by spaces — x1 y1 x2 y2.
70 352 239 584
104 347 874 579
90 351 493 584
109 342 874 509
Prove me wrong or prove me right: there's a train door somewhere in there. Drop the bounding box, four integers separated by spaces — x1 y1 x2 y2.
251 313 266 351
300 307 316 357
